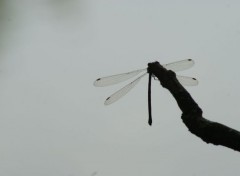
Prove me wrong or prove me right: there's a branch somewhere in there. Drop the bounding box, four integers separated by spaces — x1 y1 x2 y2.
148 61 240 152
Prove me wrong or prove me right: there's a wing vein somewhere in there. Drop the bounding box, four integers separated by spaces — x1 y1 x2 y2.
94 68 147 87
104 72 147 105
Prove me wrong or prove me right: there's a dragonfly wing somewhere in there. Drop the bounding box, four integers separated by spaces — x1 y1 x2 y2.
104 73 147 105
94 68 146 87
163 59 194 72
176 75 198 86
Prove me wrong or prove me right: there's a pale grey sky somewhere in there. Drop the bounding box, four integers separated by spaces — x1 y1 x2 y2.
0 0 240 176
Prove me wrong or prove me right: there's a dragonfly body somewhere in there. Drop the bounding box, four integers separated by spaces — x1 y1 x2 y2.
94 59 198 125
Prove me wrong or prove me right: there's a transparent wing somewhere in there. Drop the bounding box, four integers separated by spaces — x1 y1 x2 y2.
176 75 198 86
163 59 194 72
104 73 147 105
94 68 146 87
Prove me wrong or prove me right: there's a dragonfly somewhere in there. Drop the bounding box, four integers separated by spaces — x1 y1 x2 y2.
94 59 198 126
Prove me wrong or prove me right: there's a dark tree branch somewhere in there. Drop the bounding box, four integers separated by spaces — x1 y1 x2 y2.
148 61 240 152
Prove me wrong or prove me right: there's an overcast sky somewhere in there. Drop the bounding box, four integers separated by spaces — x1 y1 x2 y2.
1 0 240 176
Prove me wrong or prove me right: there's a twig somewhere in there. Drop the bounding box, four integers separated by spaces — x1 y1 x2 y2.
148 61 240 152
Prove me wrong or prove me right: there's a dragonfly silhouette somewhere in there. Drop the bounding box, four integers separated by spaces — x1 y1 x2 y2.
94 59 198 125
